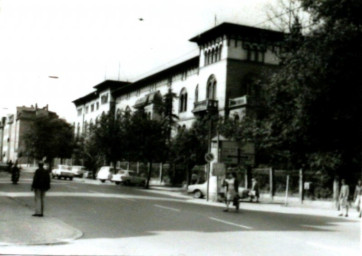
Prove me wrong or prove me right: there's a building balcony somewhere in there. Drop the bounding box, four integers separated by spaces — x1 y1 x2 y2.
192 99 218 114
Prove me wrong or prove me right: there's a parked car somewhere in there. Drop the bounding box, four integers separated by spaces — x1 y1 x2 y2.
110 169 127 185
187 179 250 199
52 165 74 180
114 170 146 186
70 165 87 178
97 166 117 183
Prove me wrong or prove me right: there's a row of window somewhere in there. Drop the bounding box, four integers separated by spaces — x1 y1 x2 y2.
204 46 222 65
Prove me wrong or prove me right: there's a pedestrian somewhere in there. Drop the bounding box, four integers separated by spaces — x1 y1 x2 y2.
249 178 260 203
353 179 362 218
11 160 20 184
338 179 349 217
222 172 238 212
31 161 51 217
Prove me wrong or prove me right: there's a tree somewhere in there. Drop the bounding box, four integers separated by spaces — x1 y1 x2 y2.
23 114 74 169
90 111 127 168
169 116 211 185
128 110 168 188
259 0 362 177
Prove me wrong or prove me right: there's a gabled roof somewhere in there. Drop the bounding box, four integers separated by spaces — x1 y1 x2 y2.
189 22 285 45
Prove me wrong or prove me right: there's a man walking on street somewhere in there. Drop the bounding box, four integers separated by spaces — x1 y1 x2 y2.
31 161 50 217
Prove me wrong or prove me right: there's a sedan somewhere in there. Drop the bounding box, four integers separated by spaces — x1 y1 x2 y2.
187 181 250 199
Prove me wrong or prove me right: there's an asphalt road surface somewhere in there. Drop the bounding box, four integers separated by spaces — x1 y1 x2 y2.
0 172 360 256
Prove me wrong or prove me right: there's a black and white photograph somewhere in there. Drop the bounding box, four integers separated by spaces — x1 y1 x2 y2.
0 0 361 255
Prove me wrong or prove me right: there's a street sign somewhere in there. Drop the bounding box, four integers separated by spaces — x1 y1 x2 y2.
212 163 226 176
204 153 214 162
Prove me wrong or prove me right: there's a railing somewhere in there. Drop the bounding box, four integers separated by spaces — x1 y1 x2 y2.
192 99 218 113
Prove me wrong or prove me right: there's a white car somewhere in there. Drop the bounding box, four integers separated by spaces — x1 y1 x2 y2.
52 165 74 180
112 170 146 186
97 166 117 183
70 165 87 178
187 178 250 199
110 169 127 185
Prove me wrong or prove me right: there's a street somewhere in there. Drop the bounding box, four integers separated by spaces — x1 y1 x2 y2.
0 171 360 256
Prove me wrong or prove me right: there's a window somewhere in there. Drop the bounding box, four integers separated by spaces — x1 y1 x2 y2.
207 75 217 100
125 106 131 117
101 94 108 104
204 45 222 66
85 106 89 114
116 108 122 119
77 108 82 116
96 102 99 110
179 88 188 113
245 43 265 63
91 104 94 112
195 85 199 103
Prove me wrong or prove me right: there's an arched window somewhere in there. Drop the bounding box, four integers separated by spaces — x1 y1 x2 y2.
213 48 218 62
179 88 188 113
195 84 199 103
217 45 222 61
125 106 131 117
116 108 122 119
207 75 217 100
204 50 209 65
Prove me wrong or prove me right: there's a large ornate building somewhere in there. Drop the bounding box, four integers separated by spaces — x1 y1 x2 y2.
73 23 284 137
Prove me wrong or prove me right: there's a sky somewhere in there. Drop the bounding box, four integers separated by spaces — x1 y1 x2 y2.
0 0 290 123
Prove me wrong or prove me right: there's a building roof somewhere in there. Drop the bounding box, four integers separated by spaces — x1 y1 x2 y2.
72 91 99 106
113 56 199 97
93 80 130 91
73 80 130 106
189 22 285 45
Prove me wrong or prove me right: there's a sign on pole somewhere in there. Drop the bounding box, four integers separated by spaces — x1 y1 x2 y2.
204 153 214 162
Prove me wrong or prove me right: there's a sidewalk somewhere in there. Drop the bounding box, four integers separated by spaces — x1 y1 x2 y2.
0 196 82 246
149 185 362 220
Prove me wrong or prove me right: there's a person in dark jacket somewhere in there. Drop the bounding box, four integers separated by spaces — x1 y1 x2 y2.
31 161 51 217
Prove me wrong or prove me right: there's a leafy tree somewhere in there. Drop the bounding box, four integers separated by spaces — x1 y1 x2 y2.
259 0 362 177
128 110 168 188
160 87 179 143
169 116 212 185
90 111 127 168
23 114 74 170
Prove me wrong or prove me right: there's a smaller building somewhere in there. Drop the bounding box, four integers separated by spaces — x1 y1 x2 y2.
0 105 57 164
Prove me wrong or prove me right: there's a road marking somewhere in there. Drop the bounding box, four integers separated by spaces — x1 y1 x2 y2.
154 204 180 212
209 217 252 230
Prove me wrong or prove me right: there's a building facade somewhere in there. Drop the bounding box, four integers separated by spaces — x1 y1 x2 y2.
73 22 284 137
0 105 57 163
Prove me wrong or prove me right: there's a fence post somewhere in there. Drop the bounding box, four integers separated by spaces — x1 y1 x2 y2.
299 168 304 203
285 174 290 206
269 167 274 199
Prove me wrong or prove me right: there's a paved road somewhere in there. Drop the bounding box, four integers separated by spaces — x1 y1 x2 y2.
0 172 360 256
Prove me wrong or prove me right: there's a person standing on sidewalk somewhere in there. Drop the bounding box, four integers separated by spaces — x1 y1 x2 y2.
249 178 260 203
338 179 350 217
31 161 51 217
353 179 362 218
222 172 238 212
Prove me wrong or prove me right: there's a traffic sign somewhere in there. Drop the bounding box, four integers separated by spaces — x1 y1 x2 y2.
204 153 214 162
